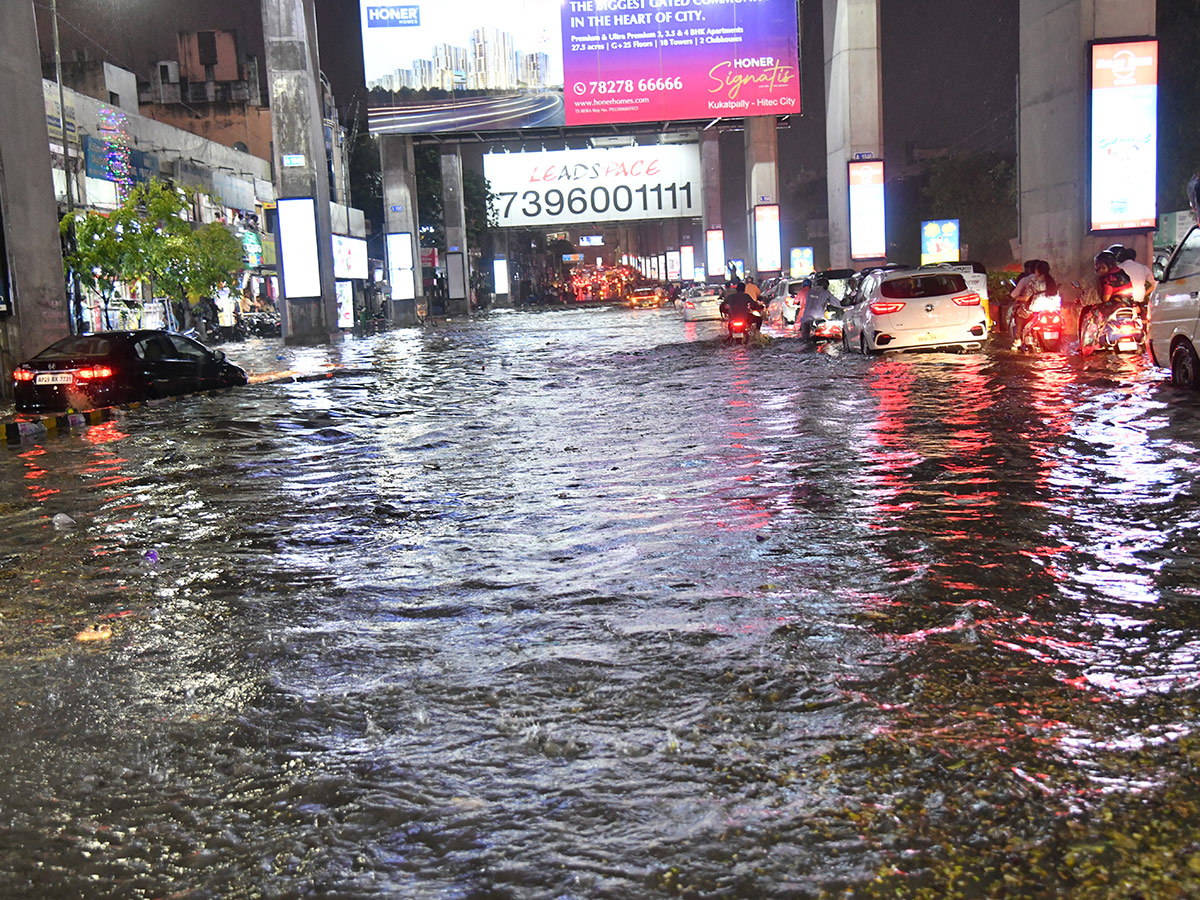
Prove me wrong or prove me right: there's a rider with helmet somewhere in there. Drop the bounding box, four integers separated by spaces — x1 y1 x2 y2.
1080 250 1132 348
1010 260 1057 349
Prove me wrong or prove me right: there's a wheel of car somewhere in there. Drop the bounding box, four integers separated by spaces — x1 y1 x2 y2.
860 333 870 355
842 328 852 352
1171 341 1200 390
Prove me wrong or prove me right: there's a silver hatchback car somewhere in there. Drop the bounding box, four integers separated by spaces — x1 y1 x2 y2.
841 267 988 353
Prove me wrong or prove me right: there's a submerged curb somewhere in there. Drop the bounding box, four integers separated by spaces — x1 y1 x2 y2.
4 369 338 446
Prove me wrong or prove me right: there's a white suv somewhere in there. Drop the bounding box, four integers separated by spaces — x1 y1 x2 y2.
1148 224 1200 387
841 267 988 353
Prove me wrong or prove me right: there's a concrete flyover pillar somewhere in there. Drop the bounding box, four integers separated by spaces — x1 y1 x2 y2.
823 0 882 268
261 0 338 344
379 135 423 325
744 116 780 280
440 145 471 317
0 0 70 383
1018 0 1156 284
700 129 722 279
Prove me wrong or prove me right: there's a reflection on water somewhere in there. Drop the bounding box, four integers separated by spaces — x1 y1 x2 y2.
1 309 1199 897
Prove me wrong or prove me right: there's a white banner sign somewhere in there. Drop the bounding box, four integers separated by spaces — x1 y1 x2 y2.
485 145 703 228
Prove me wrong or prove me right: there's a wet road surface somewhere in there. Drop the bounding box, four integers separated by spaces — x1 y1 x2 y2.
2 306 1200 898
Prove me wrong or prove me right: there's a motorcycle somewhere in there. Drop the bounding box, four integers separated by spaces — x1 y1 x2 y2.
1017 293 1064 352
725 315 751 344
1084 304 1146 353
810 304 844 344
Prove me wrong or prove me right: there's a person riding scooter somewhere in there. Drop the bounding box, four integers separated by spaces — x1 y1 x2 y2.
1011 260 1057 349
719 282 764 334
1080 250 1134 350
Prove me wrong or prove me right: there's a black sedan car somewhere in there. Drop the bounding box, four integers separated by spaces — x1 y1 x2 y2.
12 330 248 414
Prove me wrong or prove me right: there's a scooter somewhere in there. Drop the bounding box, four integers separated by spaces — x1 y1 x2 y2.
1091 305 1146 353
726 316 751 344
810 304 844 344
1018 294 1064 352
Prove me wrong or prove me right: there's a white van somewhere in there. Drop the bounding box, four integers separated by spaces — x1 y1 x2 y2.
1147 225 1200 387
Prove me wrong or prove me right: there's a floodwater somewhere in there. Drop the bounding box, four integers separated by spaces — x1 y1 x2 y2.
2 306 1200 899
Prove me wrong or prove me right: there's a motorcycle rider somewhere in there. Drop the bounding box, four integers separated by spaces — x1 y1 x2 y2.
1010 259 1057 349
800 275 836 341
1110 245 1156 308
1080 250 1132 349
719 281 764 334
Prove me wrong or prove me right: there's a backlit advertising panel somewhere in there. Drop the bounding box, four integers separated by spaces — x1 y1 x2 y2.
920 219 960 264
705 228 725 278
386 232 416 300
1090 39 1157 232
277 198 322 299
754 204 781 273
848 160 886 261
485 145 703 227
361 0 800 134
667 250 682 281
332 234 369 280
790 246 814 278
680 245 695 281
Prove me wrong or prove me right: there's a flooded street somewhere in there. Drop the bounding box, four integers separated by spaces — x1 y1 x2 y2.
3 306 1200 899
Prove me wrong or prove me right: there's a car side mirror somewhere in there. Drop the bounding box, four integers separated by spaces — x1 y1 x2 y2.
213 350 226 361
1153 261 1166 281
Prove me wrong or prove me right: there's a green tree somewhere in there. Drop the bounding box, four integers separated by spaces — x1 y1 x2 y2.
60 178 243 313
921 152 1016 268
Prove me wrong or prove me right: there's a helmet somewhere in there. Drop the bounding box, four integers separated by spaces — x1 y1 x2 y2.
1094 250 1117 269
1105 244 1136 263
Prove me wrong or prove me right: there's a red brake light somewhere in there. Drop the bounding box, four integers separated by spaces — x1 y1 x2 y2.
869 301 906 315
13 367 35 382
952 292 981 306
730 320 746 332
684 300 696 309
76 365 115 380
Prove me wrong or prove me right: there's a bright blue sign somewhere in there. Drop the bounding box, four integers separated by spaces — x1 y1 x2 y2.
366 5 420 27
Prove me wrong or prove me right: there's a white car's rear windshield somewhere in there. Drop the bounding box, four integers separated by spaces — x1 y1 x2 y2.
881 274 968 300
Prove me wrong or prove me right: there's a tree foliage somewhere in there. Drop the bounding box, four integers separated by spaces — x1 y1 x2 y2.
60 179 242 306
921 152 1017 268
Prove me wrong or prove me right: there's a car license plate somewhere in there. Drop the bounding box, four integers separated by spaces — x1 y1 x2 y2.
1117 340 1138 352
1043 331 1059 340
34 373 73 385
917 333 936 342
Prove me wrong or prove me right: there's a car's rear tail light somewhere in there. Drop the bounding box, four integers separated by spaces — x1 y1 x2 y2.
684 300 696 309
869 301 905 315
13 366 35 382
76 365 115 380
952 293 981 307
970 325 985 336
875 334 893 345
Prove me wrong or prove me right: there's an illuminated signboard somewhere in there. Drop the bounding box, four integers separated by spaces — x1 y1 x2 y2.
1090 39 1158 232
920 219 960 265
848 160 886 260
386 232 416 299
336 281 355 328
493 258 510 294
790 246 814 278
754 204 782 273
332 234 369 280
705 228 725 278
579 235 604 246
680 245 695 281
667 250 681 281
277 198 322 299
485 145 702 227
360 0 800 134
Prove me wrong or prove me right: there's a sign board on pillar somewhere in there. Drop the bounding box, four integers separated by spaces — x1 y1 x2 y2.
277 198 322 298
754 204 782 273
705 229 725 278
386 232 416 300
848 160 887 261
446 251 467 301
1089 39 1158 232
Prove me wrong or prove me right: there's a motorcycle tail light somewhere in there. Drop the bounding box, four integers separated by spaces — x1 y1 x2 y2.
76 365 115 380
869 301 905 315
952 292 981 306
13 366 35 382
731 320 746 332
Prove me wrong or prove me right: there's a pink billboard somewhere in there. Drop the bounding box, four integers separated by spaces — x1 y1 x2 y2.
561 0 800 126
361 0 800 133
